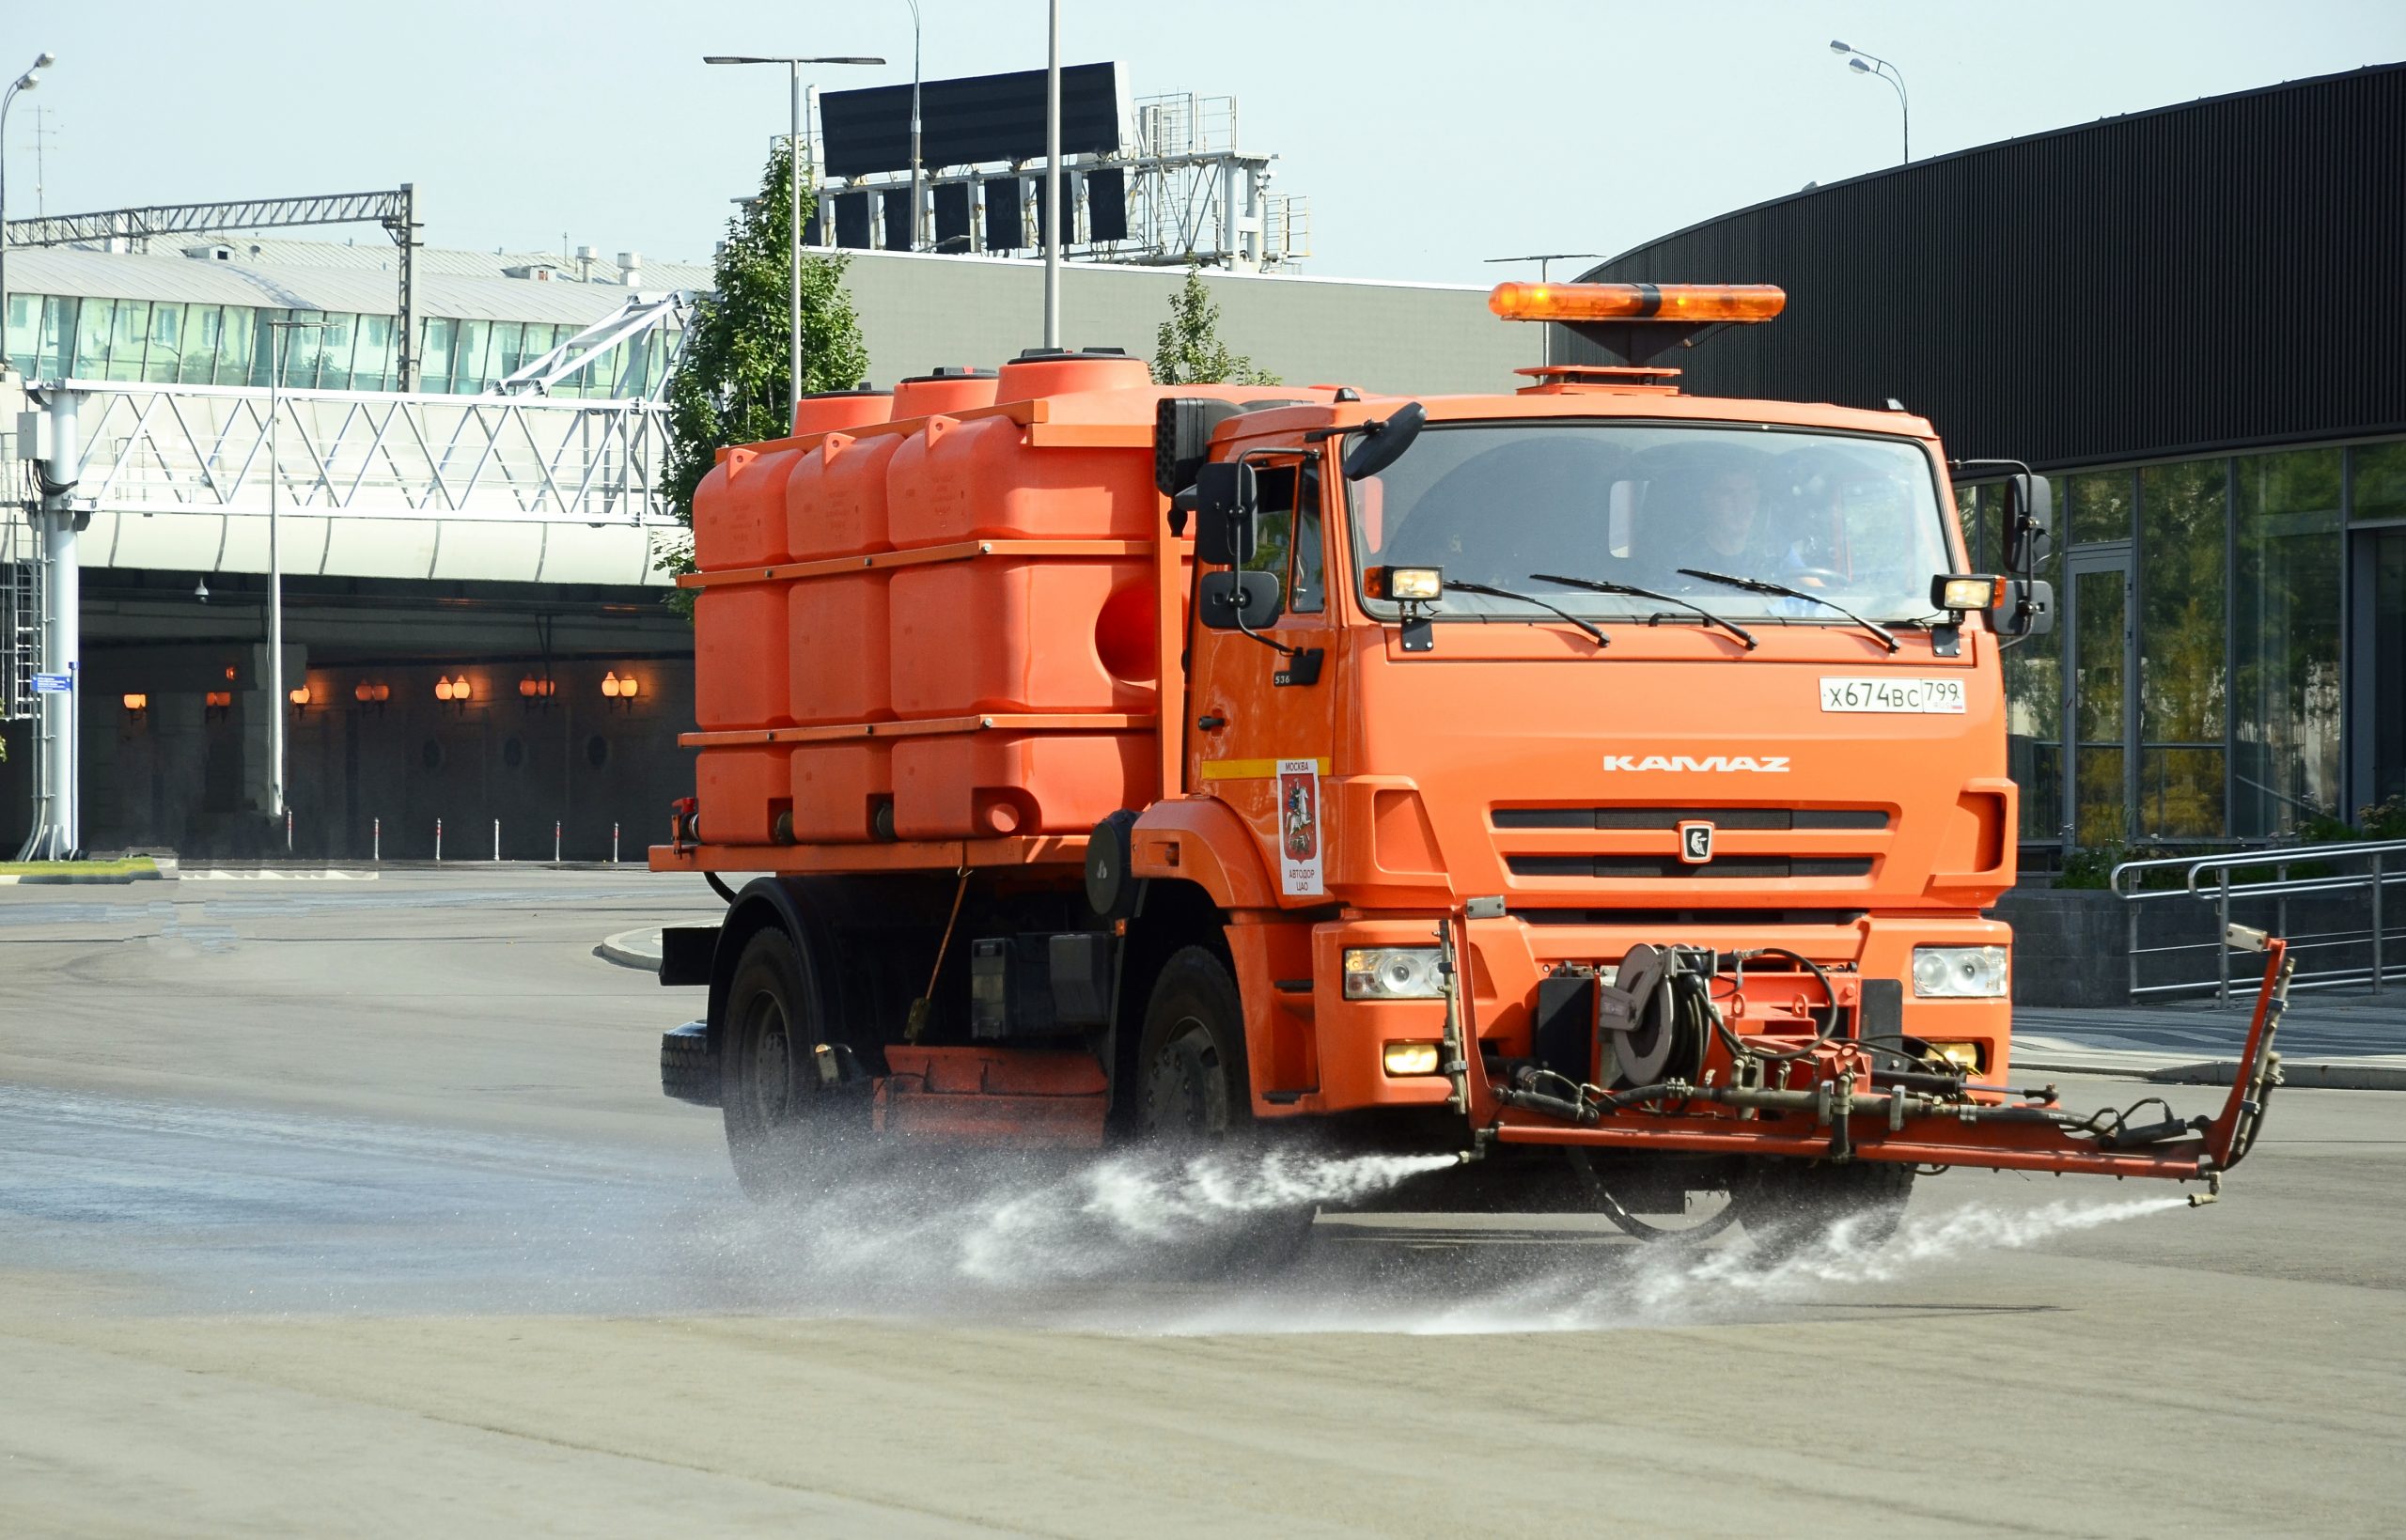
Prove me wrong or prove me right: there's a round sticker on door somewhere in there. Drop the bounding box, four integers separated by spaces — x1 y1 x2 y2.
1278 759 1324 897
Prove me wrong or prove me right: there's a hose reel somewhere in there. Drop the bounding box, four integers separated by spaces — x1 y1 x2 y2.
1598 942 1717 1089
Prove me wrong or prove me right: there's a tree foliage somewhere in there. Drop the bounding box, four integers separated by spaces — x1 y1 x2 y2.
1152 265 1277 386
658 144 869 599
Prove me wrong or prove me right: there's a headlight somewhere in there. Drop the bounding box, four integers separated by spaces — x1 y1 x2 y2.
1343 946 1445 1000
1382 1041 1444 1075
1912 945 2008 998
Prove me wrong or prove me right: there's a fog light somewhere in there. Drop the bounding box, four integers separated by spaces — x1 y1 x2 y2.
1344 946 1445 999
1913 945 2008 997
1927 1039 1986 1074
1931 574 2007 612
1383 1041 1443 1076
1376 566 1443 601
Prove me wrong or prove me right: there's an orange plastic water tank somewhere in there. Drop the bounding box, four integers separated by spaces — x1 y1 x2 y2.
893 730 1154 840
790 741 892 843
695 390 891 736
890 556 1158 716
696 747 790 847
886 351 1161 547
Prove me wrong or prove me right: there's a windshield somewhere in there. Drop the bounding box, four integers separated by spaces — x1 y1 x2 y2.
1347 421 1954 625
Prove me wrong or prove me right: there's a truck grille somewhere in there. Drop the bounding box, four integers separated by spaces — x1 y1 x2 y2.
1491 803 1891 886
1507 855 1875 879
1492 806 1890 832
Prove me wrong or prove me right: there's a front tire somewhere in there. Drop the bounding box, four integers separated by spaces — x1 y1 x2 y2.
1134 946 1316 1275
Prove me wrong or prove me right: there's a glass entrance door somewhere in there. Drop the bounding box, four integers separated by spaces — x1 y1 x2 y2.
2065 552 2135 847
2369 529 2406 807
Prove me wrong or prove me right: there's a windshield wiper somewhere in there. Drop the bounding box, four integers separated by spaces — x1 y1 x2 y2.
1676 568 1898 653
1528 573 1758 650
1442 581 1610 650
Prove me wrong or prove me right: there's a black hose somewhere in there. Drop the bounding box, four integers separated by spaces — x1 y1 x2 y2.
705 872 738 904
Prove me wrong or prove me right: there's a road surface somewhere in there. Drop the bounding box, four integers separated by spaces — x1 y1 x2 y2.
3 870 2400 1537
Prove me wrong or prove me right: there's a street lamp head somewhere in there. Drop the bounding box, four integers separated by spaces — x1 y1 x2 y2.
1830 39 1851 54
703 54 886 65
1850 56 1873 73
13 70 38 91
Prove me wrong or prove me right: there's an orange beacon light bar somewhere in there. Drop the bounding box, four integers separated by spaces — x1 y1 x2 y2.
1489 282 1787 324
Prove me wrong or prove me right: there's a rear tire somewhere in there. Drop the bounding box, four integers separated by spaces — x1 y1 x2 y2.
720 926 859 1201
1738 1159 1916 1259
1134 946 1316 1276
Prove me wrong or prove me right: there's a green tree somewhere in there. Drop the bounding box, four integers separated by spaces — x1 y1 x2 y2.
1152 264 1278 385
657 144 869 603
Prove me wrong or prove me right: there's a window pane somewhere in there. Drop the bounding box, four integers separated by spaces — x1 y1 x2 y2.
144 303 183 383
74 298 115 376
2073 567 2124 741
456 319 492 390
2234 447 2343 836
2355 440 2406 523
5 291 34 375
2068 469 2132 546
105 299 151 381
218 307 258 386
179 304 220 383
2139 747 2225 840
2138 459 2226 742
420 317 456 391
317 313 357 390
38 296 76 377
492 320 526 377
2077 748 2126 846
353 314 395 391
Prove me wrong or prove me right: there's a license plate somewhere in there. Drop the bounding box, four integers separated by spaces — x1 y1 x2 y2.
1820 676 1966 714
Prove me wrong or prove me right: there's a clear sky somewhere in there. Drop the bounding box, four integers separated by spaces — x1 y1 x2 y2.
6 1 2401 286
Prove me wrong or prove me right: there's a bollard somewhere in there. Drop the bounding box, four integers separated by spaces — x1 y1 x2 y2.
373 817 381 863
612 821 620 864
285 808 293 853
554 819 562 865
492 817 501 863
435 817 444 863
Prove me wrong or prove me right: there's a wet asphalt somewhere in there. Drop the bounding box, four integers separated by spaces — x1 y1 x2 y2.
3 869 2403 1537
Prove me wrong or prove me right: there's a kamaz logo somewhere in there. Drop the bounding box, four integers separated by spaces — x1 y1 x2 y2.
1602 754 1791 773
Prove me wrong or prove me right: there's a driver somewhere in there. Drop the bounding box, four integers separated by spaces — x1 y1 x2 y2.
1694 465 1765 568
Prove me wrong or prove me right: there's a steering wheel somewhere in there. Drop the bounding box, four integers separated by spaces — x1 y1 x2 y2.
1780 565 1851 591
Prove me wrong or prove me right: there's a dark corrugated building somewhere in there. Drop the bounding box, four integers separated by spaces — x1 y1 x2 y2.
1571 64 2406 852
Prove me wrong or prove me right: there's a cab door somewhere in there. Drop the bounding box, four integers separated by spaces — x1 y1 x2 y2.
1187 453 1340 902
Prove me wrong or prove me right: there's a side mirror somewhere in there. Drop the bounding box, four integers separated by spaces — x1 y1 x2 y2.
1193 461 1258 566
1198 569 1283 630
2001 473 2053 573
1342 400 1427 481
1997 578 2054 638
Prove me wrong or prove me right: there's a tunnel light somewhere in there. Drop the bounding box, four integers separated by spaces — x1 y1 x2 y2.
288 686 311 707
121 692 148 715
602 671 621 698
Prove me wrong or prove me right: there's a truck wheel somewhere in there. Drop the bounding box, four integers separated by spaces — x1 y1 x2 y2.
720 926 849 1201
1134 946 1316 1275
1738 1159 1916 1260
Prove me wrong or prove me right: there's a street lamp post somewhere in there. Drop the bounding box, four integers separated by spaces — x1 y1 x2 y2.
1830 39 1909 163
265 319 326 838
1483 252 1604 366
904 0 923 252
0 52 57 376
703 53 886 428
1042 0 1061 349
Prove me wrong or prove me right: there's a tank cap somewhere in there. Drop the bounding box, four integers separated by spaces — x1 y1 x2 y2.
1015 346 1129 359
902 366 999 381
799 386 892 399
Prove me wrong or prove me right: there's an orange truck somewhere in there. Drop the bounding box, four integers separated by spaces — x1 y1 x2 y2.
652 284 2288 1246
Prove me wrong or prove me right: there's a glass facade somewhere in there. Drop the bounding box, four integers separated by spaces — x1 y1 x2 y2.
4 293 679 397
1998 438 2396 849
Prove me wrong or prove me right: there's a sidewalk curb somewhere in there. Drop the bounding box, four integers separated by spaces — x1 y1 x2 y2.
595 928 664 972
2017 1051 2406 1093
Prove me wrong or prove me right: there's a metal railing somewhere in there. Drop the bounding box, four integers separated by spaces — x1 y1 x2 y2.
2111 840 2406 1003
